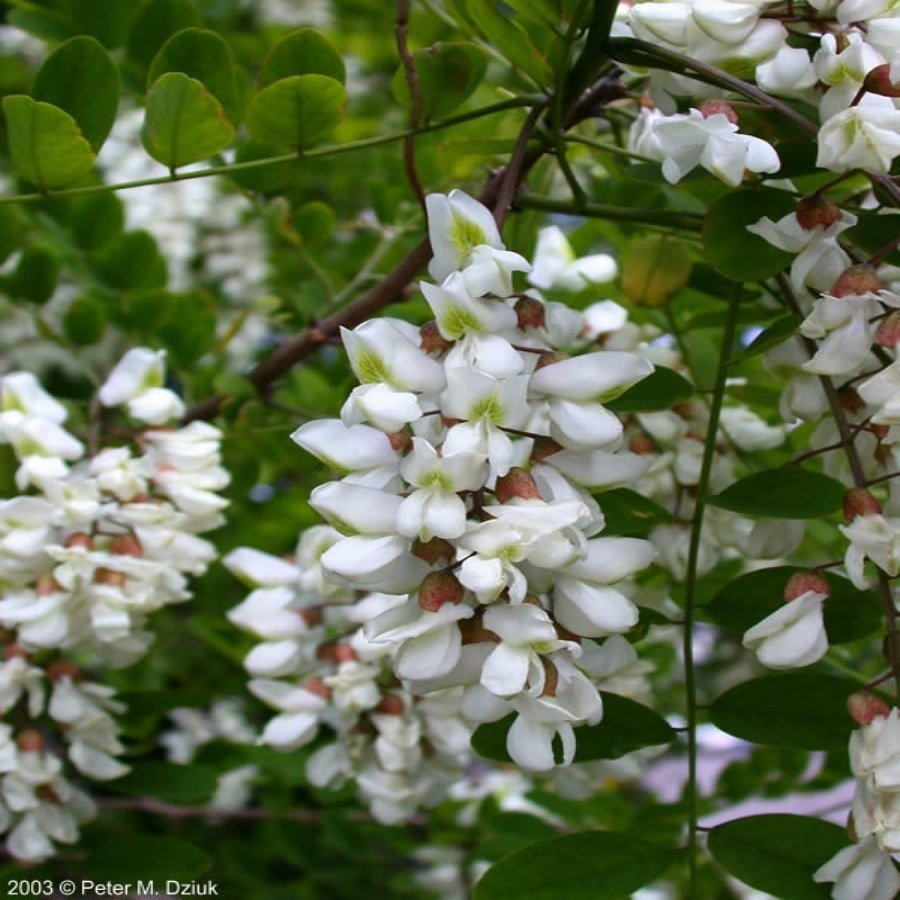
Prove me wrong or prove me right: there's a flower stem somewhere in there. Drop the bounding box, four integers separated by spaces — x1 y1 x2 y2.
682 286 741 896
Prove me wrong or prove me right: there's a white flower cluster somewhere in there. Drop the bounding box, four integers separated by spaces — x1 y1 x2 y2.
624 0 900 183
815 694 900 900
0 348 228 859
286 190 663 772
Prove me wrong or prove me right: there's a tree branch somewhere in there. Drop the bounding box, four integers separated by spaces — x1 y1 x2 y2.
395 0 427 209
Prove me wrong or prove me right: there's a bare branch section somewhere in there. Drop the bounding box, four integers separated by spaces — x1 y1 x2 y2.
395 0 426 209
182 76 624 424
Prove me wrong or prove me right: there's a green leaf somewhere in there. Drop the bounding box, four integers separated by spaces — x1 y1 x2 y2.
63 295 107 345
606 366 693 412
117 688 210 716
8 245 60 303
594 487 674 536
108 761 217 803
33 36 119 153
478 812 560 861
473 831 680 900
709 467 846 519
142 72 235 169
621 235 693 306
2 96 96 190
126 0 201 71
706 566 883 644
0 206 25 266
246 75 346 150
735 314 803 361
704 188 796 281
392 42 487 120
259 27 345 87
446 0 551 85
472 693 676 764
87 834 211 882
7 9 75 43
710 674 861 750
95 231 167 291
71 192 125 251
293 200 336 242
846 212 900 267
707 815 849 900
70 0 143 49
148 27 241 126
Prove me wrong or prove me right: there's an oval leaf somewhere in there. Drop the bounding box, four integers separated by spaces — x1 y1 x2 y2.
33 36 119 153
142 72 235 169
704 188 796 281
594 487 674 536
621 235 693 307
259 27 345 87
707 565 882 644
246 74 346 150
710 673 862 750
709 467 846 519
89 835 211 883
2 96 95 190
474 831 680 900
606 366 693 412
735 314 803 361
126 0 200 70
70 0 142 49
708 815 848 900
472 693 676 764
148 27 240 125
392 42 487 120
108 761 217 803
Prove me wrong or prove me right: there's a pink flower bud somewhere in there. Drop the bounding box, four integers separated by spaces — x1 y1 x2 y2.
847 691 891 726
877 312 900 348
699 99 738 124
494 468 541 503
16 729 44 753
35 573 62 596
65 532 93 550
4 644 27 660
46 660 82 682
844 488 882 521
830 267 882 298
302 677 330 699
784 570 830 601
333 644 358 663
387 431 412 454
531 438 563 462
420 321 454 356
534 351 570 372
376 695 405 715
796 194 843 231
418 571 464 612
411 537 456 567
629 434 658 454
864 64 900 98
110 535 143 558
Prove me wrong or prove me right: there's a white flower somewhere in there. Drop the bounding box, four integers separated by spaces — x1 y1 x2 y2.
651 109 780 187
719 406 786 451
527 227 617 292
248 680 327 751
817 95 900 175
814 836 900 900
291 420 399 472
0 372 67 424
756 45 817 98
800 294 882 376
98 348 184 423
850 708 900 790
841 513 900 588
814 32 885 120
742 590 828 668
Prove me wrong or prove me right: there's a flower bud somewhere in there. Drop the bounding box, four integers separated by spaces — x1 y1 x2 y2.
298 608 322 628
514 296 546 330
420 321 454 356
16 729 44 753
65 532 93 550
460 616 501 645
877 312 900 348
418 571 464 612
4 644 27 660
110 535 143 557
376 694 405 715
46 660 82 682
784 570 830 601
830 267 882 298
847 691 891 726
629 434 658 454
699 99 738 124
302 677 330 699
334 644 358 663
494 467 540 503
796 194 843 231
863 64 900 98
411 537 456 567
387 430 412 454
35 573 62 596
95 568 126 587
844 488 882 521
837 386 865 413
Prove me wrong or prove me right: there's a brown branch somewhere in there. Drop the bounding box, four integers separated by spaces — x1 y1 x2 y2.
395 0 426 210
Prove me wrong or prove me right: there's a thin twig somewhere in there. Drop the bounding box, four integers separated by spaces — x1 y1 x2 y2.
395 0 427 209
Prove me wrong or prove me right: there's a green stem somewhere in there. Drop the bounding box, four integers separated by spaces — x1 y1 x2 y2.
565 133 655 163
0 96 542 206
515 192 704 230
682 287 741 897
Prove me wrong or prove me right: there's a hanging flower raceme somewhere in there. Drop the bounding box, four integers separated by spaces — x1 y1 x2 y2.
0 350 229 860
